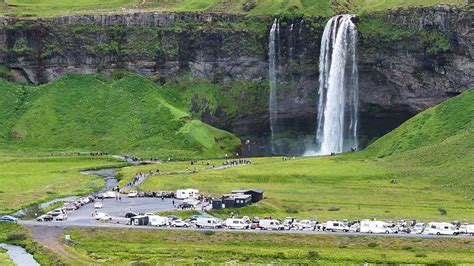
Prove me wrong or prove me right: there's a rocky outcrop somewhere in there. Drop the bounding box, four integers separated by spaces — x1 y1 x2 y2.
0 6 472 155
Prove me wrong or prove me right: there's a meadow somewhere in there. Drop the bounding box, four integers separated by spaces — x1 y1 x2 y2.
0 155 125 215
0 0 467 17
63 227 474 264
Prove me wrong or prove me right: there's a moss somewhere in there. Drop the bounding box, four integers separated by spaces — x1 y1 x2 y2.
11 37 33 54
419 29 451 55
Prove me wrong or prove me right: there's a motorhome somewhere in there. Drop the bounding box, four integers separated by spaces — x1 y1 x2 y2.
224 218 249 229
259 219 284 230
176 189 199 200
196 217 222 229
360 220 394 234
149 216 169 227
459 224 474 235
422 222 459 235
325 220 349 232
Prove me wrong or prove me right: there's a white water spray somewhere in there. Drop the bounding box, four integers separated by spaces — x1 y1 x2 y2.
315 14 359 155
268 18 279 154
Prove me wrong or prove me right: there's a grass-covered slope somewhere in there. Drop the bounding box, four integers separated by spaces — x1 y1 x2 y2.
0 0 468 17
364 88 474 158
0 73 240 158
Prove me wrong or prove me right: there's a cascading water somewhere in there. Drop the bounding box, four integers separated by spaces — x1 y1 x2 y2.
315 14 359 155
268 18 279 154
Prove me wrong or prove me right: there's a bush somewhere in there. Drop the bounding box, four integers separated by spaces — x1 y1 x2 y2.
415 253 427 258
7 232 27 241
111 69 130 80
437 207 447 216
367 242 378 248
285 208 298 214
328 207 340 211
203 231 215 236
308 250 320 259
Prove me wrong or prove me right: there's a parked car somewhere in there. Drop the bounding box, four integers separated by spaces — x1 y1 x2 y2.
56 213 68 221
63 203 78 211
170 219 189 228
95 212 112 221
196 217 222 229
325 220 349 232
349 222 360 232
282 217 297 230
177 202 194 209
0 215 17 223
128 190 138 198
294 220 317 230
103 191 116 199
125 212 138 218
410 223 425 234
250 217 260 229
36 214 54 222
422 222 459 235
94 202 103 209
47 209 64 217
149 216 169 227
259 219 284 230
225 218 249 229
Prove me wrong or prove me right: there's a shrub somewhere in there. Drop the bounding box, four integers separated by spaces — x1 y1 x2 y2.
328 207 340 211
308 250 320 259
415 253 427 258
367 242 378 248
7 232 27 241
111 69 130 80
437 207 447 216
203 231 215 236
285 208 298 214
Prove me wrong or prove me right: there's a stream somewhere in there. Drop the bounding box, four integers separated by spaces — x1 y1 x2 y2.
0 244 40 266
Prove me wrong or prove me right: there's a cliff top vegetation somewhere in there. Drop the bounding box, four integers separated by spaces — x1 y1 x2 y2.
0 0 468 18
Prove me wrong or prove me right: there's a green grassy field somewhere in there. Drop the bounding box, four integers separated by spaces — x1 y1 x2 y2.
0 155 125 215
0 248 14 266
62 228 474 264
117 88 474 222
0 0 467 17
0 74 240 159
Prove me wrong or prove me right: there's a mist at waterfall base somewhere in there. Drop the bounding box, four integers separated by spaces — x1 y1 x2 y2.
304 15 359 157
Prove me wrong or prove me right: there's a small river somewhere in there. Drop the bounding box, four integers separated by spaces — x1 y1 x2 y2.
0 244 40 266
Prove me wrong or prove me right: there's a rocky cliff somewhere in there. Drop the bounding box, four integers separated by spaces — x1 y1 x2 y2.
0 6 472 155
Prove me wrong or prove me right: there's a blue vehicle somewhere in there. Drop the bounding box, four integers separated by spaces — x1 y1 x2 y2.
0 215 17 223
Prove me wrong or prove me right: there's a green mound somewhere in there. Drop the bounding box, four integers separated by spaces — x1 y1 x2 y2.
0 73 240 158
364 88 474 158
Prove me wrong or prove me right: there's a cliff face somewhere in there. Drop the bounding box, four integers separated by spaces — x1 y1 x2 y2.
0 6 472 155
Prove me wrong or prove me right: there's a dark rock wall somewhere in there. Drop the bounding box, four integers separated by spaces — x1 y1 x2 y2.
0 6 472 155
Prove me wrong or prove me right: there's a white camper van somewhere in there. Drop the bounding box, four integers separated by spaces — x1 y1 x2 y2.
423 222 459 235
176 189 199 200
196 217 222 229
225 218 249 229
149 215 169 227
325 220 349 232
259 219 284 230
360 220 394 234
459 224 474 235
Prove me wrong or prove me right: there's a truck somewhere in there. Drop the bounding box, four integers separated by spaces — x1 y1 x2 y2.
196 217 222 229
360 220 395 234
149 215 169 227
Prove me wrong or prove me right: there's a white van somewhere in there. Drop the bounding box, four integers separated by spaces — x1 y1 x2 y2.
149 215 169 227
176 189 199 200
196 217 222 229
360 220 394 234
459 224 474 235
225 218 249 229
259 219 284 230
423 222 459 235
325 220 349 232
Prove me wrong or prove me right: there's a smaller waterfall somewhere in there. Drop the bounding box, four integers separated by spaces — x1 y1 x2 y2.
314 14 359 155
288 21 294 63
268 18 279 154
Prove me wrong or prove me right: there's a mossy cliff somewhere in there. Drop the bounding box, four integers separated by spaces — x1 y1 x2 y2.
0 6 472 155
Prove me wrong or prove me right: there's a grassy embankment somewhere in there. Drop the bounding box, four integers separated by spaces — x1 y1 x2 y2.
0 0 467 17
62 228 474 264
0 155 126 215
117 88 474 222
0 223 64 265
0 74 240 159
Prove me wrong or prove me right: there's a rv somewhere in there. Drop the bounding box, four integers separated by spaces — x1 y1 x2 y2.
149 215 169 227
360 220 395 234
325 220 349 232
196 217 222 229
423 222 459 235
459 224 474 235
176 189 199 200
259 219 284 230
224 218 249 229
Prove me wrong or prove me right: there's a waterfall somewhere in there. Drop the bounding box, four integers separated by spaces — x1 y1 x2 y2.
268 18 279 154
315 14 359 155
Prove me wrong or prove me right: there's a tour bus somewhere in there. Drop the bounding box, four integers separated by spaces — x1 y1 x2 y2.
196 217 222 229
148 215 169 227
325 220 349 232
422 222 459 235
259 219 284 230
360 219 395 234
224 218 249 229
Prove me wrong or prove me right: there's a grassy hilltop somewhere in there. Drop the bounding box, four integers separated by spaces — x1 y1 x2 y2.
118 88 474 221
0 73 240 159
0 0 468 17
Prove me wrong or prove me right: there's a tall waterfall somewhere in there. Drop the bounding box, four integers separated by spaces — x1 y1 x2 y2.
268 18 279 154
316 14 359 155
